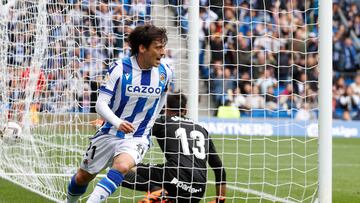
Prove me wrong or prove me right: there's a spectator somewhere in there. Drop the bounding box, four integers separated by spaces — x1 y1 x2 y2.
352 15 360 37
224 68 236 92
293 72 307 96
245 85 265 110
210 62 225 107
265 86 278 110
232 87 247 111
238 71 251 94
295 103 316 121
279 83 294 110
339 86 360 119
341 37 358 72
210 32 224 62
236 34 251 66
255 68 278 94
333 76 347 101
350 74 360 96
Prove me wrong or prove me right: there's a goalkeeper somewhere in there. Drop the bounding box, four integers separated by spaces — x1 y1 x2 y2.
122 93 227 203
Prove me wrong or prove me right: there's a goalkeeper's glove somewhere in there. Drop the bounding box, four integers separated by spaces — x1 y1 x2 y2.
208 197 225 203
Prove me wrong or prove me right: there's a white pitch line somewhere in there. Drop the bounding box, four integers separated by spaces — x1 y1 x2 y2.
208 181 298 203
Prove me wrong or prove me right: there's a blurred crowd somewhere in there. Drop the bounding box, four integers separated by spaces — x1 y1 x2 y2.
174 0 360 120
4 0 360 122
5 0 151 122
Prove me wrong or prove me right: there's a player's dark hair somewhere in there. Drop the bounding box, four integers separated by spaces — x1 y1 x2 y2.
128 25 168 56
166 93 187 116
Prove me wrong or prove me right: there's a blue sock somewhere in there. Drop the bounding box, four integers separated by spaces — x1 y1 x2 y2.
97 169 124 195
68 174 88 196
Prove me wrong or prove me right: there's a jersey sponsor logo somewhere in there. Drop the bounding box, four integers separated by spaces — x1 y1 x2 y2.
170 177 203 193
126 85 161 97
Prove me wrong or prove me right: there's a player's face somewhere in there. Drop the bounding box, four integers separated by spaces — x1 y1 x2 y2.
144 40 165 67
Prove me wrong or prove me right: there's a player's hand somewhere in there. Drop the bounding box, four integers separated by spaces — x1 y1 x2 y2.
118 120 135 134
208 197 225 203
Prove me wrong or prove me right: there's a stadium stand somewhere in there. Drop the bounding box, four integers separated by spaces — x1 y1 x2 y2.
179 0 360 120
6 0 360 121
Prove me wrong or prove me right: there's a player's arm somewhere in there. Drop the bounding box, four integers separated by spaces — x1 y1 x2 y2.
208 136 227 203
95 94 134 133
96 64 134 133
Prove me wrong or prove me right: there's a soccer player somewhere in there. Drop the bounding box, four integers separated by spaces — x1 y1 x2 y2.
67 25 173 203
122 93 227 203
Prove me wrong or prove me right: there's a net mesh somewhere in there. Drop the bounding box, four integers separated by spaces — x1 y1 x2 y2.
0 0 319 202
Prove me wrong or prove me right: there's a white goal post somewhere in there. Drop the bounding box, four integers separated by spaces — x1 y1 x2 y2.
318 0 332 202
0 0 332 202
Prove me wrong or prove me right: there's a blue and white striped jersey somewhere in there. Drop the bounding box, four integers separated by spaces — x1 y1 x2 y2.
97 56 173 139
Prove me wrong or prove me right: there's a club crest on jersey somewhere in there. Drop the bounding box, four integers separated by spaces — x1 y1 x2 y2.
159 73 166 83
126 85 161 97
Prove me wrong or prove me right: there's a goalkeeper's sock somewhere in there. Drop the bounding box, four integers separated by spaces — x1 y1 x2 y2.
67 174 88 203
87 169 124 203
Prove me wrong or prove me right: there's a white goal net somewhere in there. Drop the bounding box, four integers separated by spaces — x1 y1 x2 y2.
0 0 320 202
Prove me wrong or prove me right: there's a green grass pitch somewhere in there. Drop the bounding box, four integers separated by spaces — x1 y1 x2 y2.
1 137 359 203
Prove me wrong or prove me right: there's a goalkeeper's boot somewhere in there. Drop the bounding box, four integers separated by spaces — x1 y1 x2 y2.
138 189 170 203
